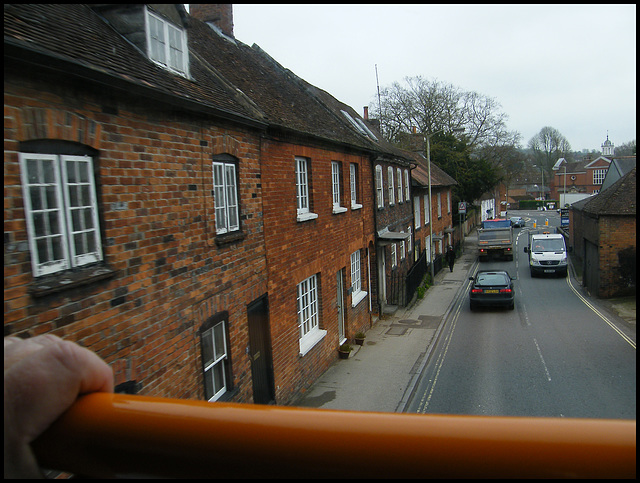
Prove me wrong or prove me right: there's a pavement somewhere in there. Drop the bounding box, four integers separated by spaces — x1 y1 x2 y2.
293 229 636 413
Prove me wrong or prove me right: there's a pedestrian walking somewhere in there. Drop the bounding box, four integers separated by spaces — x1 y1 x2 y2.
446 245 455 272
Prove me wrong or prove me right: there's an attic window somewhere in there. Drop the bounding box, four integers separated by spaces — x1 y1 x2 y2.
340 110 377 141
146 9 189 76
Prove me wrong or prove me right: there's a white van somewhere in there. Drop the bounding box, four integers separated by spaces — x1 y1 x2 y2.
523 231 570 277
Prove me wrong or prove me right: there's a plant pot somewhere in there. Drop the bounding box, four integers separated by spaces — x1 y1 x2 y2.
355 337 365 346
338 350 350 359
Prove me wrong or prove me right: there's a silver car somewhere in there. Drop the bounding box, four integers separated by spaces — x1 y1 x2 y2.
510 216 524 228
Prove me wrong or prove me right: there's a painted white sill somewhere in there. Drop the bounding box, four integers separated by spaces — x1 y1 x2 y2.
351 203 363 210
299 329 327 356
332 206 348 214
297 212 318 222
351 290 368 308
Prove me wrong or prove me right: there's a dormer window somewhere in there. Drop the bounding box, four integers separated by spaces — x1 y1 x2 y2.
146 8 189 76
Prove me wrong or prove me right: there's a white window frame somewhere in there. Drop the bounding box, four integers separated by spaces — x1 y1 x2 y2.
391 243 397 268
296 157 317 222
401 236 406 260
350 250 367 307
298 274 326 355
331 162 347 214
414 196 421 229
19 153 103 277
593 168 606 185
350 163 362 209
388 166 395 205
404 170 410 201
202 320 228 401
397 168 403 203
146 8 189 76
447 191 451 213
437 192 442 218
375 165 384 208
424 194 430 224
408 226 412 253
212 160 239 235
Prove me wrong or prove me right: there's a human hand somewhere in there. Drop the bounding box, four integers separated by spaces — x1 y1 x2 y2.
4 334 113 478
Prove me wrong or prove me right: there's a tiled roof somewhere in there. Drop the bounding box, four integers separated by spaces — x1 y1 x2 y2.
405 152 457 188
4 4 266 125
5 4 412 161
572 168 636 216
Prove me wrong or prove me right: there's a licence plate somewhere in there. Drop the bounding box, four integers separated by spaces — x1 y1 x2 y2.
544 269 554 273
484 289 499 293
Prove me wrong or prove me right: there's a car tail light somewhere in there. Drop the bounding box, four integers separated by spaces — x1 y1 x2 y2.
471 288 483 293
500 288 512 293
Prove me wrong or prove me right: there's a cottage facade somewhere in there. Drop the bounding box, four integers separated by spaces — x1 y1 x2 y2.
5 4 426 405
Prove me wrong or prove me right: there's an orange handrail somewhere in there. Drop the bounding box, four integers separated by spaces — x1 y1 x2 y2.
32 393 635 478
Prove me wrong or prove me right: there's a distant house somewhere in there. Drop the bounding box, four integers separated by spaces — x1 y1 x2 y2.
570 168 636 298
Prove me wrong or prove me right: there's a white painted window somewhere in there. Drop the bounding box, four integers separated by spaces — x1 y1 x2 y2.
424 194 430 224
388 166 395 205
397 168 403 203
404 170 410 201
298 274 326 355
437 192 442 218
19 153 103 277
296 157 317 221
331 162 346 213
414 196 421 228
350 163 362 209
375 165 384 208
212 160 239 234
350 250 367 307
202 320 228 401
146 9 189 76
593 168 607 185
447 191 451 213
391 243 397 268
401 236 406 260
332 162 340 207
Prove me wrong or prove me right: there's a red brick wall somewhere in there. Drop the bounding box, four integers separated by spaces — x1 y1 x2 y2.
4 69 267 402
260 138 374 403
598 216 636 298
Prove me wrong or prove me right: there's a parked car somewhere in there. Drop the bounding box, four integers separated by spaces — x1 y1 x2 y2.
510 216 524 228
469 270 515 311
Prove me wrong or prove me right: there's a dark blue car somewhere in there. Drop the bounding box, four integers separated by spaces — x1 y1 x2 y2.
469 270 515 311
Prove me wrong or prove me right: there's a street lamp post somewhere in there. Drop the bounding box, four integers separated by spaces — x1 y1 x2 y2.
426 127 464 284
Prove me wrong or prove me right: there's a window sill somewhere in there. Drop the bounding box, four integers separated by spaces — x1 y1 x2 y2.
351 290 368 308
297 212 318 223
351 203 363 210
215 230 245 246
299 329 327 356
29 265 117 298
332 206 348 214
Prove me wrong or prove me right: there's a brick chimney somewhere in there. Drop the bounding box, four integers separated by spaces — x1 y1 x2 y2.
190 4 234 38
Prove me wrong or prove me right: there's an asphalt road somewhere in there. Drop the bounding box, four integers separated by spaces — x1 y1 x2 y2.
407 210 636 419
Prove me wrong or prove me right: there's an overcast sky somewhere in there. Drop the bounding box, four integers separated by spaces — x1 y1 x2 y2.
229 4 636 153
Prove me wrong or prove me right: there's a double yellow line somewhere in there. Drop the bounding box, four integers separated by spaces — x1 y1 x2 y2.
566 275 636 349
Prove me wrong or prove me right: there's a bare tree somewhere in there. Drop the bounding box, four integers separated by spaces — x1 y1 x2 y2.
374 76 518 149
528 126 572 174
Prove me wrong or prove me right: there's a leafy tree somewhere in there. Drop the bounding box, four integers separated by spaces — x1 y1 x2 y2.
430 132 501 208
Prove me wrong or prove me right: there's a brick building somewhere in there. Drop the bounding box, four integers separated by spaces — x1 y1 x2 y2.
570 168 636 298
5 4 424 405
408 153 457 269
4 4 271 402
